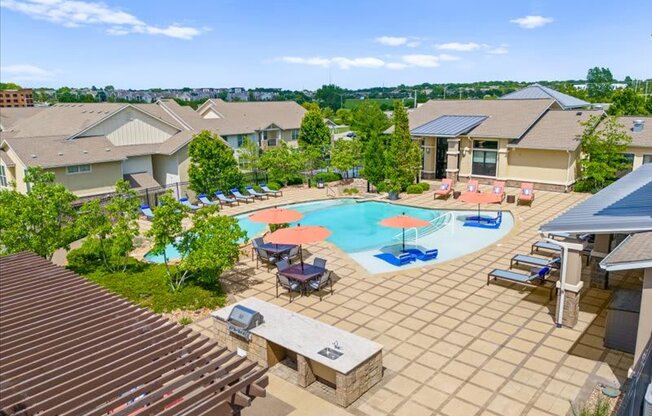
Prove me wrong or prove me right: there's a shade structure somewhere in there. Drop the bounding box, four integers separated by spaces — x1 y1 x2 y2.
379 213 432 251
458 191 502 218
248 207 303 225
266 224 332 269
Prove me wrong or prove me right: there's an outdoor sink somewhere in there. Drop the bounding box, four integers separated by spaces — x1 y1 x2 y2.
318 347 343 360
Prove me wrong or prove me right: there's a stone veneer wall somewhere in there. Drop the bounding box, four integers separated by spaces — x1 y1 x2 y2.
335 351 383 407
562 290 580 328
212 318 269 367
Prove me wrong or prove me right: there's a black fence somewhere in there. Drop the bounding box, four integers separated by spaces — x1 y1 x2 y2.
616 336 652 416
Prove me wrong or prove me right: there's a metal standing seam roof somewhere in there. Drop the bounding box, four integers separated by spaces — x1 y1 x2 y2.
0 252 268 416
540 164 652 234
410 115 488 137
600 232 652 271
500 84 590 110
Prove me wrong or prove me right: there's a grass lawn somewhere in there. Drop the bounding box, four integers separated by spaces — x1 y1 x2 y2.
343 98 413 110
77 261 227 313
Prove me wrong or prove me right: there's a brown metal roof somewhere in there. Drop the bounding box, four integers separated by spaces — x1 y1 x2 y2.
0 252 268 416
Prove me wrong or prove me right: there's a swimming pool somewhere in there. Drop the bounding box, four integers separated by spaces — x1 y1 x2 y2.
144 199 514 273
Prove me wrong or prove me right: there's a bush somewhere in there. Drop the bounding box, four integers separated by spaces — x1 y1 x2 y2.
406 184 423 194
418 182 430 191
252 185 264 192
375 182 387 193
314 172 342 183
266 181 282 190
343 188 359 195
67 240 105 274
286 175 304 185
178 317 193 326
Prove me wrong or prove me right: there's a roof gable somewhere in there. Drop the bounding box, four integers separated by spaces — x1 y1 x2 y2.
500 84 590 110
411 115 487 137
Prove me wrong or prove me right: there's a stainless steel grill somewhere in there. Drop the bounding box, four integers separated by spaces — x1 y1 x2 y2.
227 305 264 340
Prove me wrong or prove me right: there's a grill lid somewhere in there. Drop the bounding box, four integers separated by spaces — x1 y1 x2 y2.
227 305 264 340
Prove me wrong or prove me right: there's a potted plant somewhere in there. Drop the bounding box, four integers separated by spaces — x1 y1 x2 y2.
385 179 401 200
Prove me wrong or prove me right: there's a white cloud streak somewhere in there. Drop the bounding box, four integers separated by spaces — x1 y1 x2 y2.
510 15 554 29
0 64 55 81
279 54 459 70
375 36 421 47
0 0 205 39
436 42 483 52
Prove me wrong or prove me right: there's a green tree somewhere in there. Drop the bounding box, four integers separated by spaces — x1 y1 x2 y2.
607 88 649 116
238 137 261 172
0 82 22 90
146 192 189 291
188 130 243 194
259 142 303 184
298 107 332 173
335 108 353 125
0 167 78 259
351 101 390 143
576 115 632 192
362 132 386 188
587 67 614 102
384 101 420 193
315 84 345 110
330 139 362 178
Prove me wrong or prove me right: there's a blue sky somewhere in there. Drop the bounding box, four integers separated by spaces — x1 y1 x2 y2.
1 0 651 89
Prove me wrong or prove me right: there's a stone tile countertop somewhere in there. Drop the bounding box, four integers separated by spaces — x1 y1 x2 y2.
212 297 383 375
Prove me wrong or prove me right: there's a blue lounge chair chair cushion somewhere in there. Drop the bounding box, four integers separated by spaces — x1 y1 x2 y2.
403 248 438 261
198 194 216 205
511 254 560 268
214 191 236 203
245 186 268 198
489 266 551 283
260 184 282 195
179 197 199 210
140 205 154 218
532 241 561 252
374 252 416 266
231 189 254 200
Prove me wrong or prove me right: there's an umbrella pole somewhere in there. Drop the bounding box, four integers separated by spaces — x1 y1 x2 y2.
300 245 304 271
477 203 480 220
402 228 405 252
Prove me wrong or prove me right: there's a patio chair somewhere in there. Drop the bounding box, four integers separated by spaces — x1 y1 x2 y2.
434 178 453 200
260 184 282 197
276 273 301 302
373 252 416 267
245 186 269 200
198 193 218 206
517 183 535 206
140 205 154 220
466 179 479 193
214 191 238 206
282 245 301 263
308 270 333 301
403 248 438 261
313 257 327 270
179 197 199 211
491 180 506 202
256 247 278 270
231 188 255 203
530 240 561 254
487 266 555 299
276 259 291 272
511 254 561 270
251 237 265 259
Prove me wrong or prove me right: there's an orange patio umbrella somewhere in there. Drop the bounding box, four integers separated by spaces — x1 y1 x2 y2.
266 224 332 269
249 207 303 224
379 213 431 251
458 191 502 219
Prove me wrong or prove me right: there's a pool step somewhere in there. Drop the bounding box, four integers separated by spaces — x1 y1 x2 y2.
394 213 452 243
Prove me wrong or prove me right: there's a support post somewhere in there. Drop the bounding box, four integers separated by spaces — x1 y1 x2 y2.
553 238 587 328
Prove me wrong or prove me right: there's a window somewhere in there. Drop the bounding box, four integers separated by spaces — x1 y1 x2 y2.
66 164 91 174
237 135 247 148
291 129 299 140
471 140 498 176
0 164 7 187
643 155 652 165
267 138 277 147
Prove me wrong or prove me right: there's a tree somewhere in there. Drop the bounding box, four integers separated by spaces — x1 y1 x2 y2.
146 192 189 291
0 82 22 90
362 132 386 188
351 101 390 143
608 88 649 116
587 67 614 102
330 139 363 178
259 142 303 184
238 137 261 172
188 130 243 195
576 115 632 192
0 167 78 259
384 101 420 193
298 107 332 173
335 108 353 125
315 84 345 110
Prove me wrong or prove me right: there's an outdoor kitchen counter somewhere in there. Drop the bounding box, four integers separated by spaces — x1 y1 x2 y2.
211 297 383 375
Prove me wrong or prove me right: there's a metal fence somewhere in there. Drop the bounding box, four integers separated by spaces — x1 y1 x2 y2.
616 336 652 416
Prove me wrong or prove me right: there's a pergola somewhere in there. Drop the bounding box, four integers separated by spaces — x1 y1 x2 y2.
0 252 268 416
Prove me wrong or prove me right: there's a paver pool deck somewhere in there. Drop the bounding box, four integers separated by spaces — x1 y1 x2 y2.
188 183 640 416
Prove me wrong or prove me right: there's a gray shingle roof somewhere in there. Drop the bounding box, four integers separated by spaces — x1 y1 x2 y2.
410 115 487 137
600 232 652 271
500 84 590 110
540 164 652 234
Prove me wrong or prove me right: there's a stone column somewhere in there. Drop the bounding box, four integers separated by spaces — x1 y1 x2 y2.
497 141 508 179
634 268 652 368
446 138 460 182
556 239 587 328
590 234 612 288
297 354 316 387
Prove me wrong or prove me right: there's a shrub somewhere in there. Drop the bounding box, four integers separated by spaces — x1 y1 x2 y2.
314 172 342 183
67 242 104 275
418 182 430 191
178 317 193 326
266 181 282 190
375 182 387 193
343 188 359 195
286 175 304 185
406 184 423 194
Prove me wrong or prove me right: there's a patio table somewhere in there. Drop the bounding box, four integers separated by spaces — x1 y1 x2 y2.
259 243 296 255
278 264 325 283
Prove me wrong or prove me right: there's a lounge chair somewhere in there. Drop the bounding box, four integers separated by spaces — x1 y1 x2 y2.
434 179 453 200
466 179 479 193
308 271 333 300
511 254 561 269
245 186 269 200
491 180 506 202
140 205 155 219
260 184 282 197
517 183 535 206
179 197 199 211
276 273 301 302
487 266 554 299
214 191 238 206
374 252 416 266
530 240 561 254
464 211 502 229
403 248 438 261
198 193 218 206
231 188 255 203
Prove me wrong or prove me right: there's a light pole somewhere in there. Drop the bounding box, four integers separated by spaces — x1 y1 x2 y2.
443 85 448 99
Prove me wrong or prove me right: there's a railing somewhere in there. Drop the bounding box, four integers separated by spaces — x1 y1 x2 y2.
394 211 454 245
326 186 337 198
616 336 652 416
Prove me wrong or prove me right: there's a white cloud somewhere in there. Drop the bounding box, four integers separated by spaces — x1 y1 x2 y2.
386 62 409 70
0 0 205 39
278 53 459 70
375 36 408 46
279 56 331 67
487 45 509 54
406 41 421 48
510 15 554 29
331 57 385 69
401 54 440 68
0 64 55 81
435 42 482 52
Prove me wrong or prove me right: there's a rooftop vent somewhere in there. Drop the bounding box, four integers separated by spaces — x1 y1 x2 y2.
31 154 37 158
633 120 645 133
576 111 582 116
58 152 63 156
83 150 88 154
105 148 111 152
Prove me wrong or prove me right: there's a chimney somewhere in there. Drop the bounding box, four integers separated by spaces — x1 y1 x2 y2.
633 120 645 133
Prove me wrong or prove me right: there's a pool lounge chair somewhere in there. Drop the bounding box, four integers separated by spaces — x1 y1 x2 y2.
214 191 238 206
465 179 479 193
260 184 282 197
245 186 269 200
434 179 453 200
231 188 255 203
518 182 535 206
511 254 561 270
464 211 502 229
530 240 561 254
403 248 438 261
179 197 199 211
487 266 555 299
140 204 154 220
374 252 416 267
491 180 506 202
198 193 218 206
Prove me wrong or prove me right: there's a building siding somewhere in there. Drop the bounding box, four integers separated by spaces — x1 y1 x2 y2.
83 108 178 146
50 161 122 196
